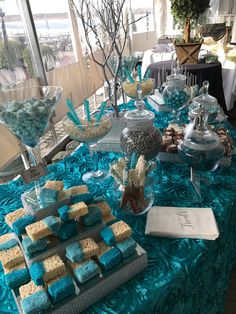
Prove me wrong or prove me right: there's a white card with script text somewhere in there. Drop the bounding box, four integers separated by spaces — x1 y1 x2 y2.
145 206 219 240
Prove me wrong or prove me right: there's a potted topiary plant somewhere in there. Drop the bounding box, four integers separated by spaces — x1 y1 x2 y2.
170 0 210 64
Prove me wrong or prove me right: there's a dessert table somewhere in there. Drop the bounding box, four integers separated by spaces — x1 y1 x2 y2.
1 102 236 314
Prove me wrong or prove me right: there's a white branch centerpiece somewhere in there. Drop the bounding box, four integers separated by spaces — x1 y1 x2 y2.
71 0 148 117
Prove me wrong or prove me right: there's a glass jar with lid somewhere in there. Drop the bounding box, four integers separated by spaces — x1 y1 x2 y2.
179 107 225 172
120 94 162 161
189 80 221 123
163 68 190 111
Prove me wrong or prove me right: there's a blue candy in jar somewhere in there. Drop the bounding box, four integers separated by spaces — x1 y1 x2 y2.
163 69 190 111
0 97 54 147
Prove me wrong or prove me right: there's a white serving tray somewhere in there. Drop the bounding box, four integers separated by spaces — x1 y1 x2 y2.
12 244 148 314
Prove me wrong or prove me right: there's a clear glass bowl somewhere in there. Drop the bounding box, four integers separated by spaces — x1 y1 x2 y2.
63 112 112 144
63 112 113 183
163 73 190 111
122 78 154 100
0 86 63 148
114 181 155 216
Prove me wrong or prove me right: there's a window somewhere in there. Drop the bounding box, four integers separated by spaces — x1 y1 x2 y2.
130 0 154 33
29 0 76 71
0 0 35 88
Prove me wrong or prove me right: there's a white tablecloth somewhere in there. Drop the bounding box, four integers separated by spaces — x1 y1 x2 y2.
142 46 236 111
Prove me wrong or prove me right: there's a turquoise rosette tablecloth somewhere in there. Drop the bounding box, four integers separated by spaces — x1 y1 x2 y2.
0 102 236 314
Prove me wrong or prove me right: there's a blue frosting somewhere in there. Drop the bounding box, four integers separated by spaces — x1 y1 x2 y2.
39 188 59 208
29 261 45 285
106 218 119 226
5 268 30 289
58 221 78 241
71 192 93 204
74 260 99 284
48 275 75 304
66 242 84 262
21 290 51 314
0 238 18 251
98 247 122 270
22 236 47 255
12 215 36 236
43 216 61 235
58 205 70 222
100 226 116 246
82 205 102 226
116 237 137 259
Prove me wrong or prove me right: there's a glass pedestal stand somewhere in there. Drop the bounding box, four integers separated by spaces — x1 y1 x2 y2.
190 167 202 202
82 143 109 183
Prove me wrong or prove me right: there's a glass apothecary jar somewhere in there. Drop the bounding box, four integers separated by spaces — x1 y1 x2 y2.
189 81 220 123
163 69 190 111
179 109 225 172
120 101 162 161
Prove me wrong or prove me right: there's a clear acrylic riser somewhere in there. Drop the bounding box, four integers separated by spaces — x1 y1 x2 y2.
21 189 72 220
12 244 148 314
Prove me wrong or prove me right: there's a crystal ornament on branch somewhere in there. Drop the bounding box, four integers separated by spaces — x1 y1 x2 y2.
71 0 148 117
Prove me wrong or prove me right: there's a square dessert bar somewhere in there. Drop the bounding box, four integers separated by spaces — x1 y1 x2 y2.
92 201 112 217
67 185 89 196
29 255 66 285
47 274 75 304
0 244 24 268
3 261 30 289
22 235 48 255
0 233 18 251
44 180 64 191
5 208 36 236
66 238 99 263
39 188 59 208
100 221 132 246
96 241 122 270
58 202 88 222
19 281 51 314
68 259 100 284
25 216 61 241
81 205 102 226
116 237 137 259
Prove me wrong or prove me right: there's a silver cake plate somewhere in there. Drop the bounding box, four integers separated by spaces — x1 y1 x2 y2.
12 244 148 314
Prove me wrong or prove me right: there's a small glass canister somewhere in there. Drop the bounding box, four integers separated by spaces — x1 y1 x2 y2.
189 80 221 123
120 101 162 161
163 69 190 111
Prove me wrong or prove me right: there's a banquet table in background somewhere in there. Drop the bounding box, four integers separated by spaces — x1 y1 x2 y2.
1 103 236 314
142 46 236 112
147 60 227 114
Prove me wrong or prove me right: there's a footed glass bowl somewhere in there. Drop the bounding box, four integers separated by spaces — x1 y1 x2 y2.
0 86 63 149
122 79 154 100
63 112 112 182
63 113 112 144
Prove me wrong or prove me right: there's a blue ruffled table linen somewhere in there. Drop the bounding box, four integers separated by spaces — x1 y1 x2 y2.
1 102 236 314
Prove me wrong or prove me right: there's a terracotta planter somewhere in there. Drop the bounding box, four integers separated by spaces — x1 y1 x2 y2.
175 42 202 64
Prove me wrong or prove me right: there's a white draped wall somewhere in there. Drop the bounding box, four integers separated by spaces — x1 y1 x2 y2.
153 0 168 42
